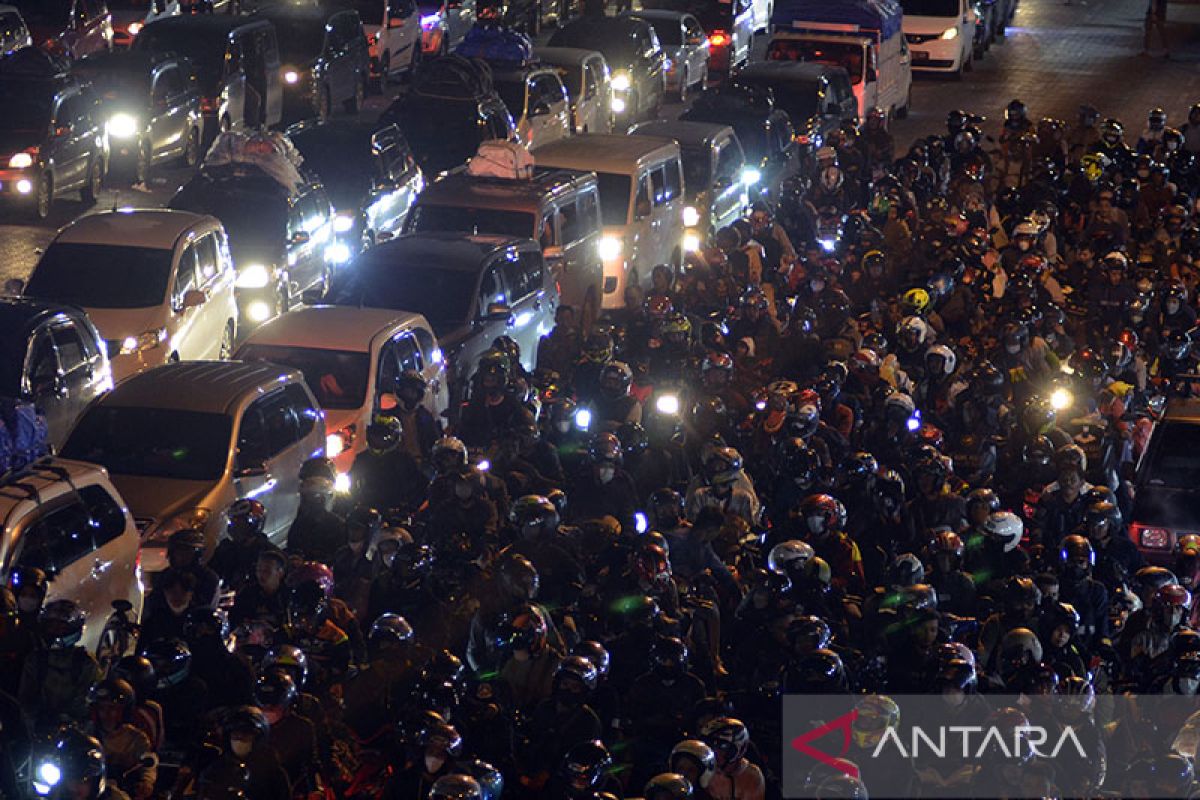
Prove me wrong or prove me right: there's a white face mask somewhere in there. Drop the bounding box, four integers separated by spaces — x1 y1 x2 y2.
425 755 446 773
807 516 825 535
597 466 615 484
1006 342 1022 355
230 738 254 758
1167 299 1181 314
167 599 190 615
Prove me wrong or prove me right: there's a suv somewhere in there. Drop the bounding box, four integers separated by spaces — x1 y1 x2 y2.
72 49 203 182
60 361 326 572
492 64 571 150
405 167 604 323
1129 397 1200 563
21 210 240 382
9 0 112 60
0 298 113 449
259 5 370 123
109 0 178 48
0 458 143 655
0 56 106 219
319 233 556 411
134 15 282 137
734 61 859 159
0 5 32 55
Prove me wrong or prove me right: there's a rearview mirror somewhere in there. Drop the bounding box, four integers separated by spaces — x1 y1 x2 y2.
301 288 325 305
485 302 512 320
181 288 207 309
388 15 405 27
291 230 311 245
543 245 564 262
236 462 268 479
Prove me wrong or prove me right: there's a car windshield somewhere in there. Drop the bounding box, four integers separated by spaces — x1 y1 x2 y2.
679 145 710 194
0 86 52 131
344 0 382 24
271 18 328 63
134 25 226 87
76 66 150 98
170 179 288 255
237 344 369 410
326 261 473 332
291 130 376 205
739 78 819 120
10 0 70 26
640 16 681 44
493 77 527 119
407 204 535 238
62 407 233 481
1143 422 1200 489
546 65 583 99
549 24 637 66
25 243 172 309
766 40 864 84
394 102 486 174
901 0 959 15
108 0 157 8
596 173 631 225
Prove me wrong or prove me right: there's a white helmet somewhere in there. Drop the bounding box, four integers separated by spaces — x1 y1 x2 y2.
925 344 957 376
898 316 929 352
816 146 837 163
983 510 1024 552
820 166 843 192
1013 219 1039 238
767 540 815 574
670 740 717 789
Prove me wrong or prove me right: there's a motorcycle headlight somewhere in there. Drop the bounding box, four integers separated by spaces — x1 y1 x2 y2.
598 236 623 261
819 238 837 252
333 213 355 233
574 408 592 431
236 263 272 289
683 205 701 227
611 71 631 91
34 760 61 795
635 511 648 534
741 167 762 187
283 69 301 85
107 112 139 139
656 393 681 415
1050 387 1073 411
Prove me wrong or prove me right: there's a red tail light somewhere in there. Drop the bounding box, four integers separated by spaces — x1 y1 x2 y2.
199 96 218 113
709 30 729 46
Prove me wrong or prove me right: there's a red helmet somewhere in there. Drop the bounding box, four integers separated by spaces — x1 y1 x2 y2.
645 294 674 320
798 494 847 536
286 561 335 598
1155 583 1193 610
931 530 965 560
633 544 671 585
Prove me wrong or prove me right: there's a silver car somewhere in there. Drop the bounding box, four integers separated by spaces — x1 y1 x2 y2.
629 10 710 102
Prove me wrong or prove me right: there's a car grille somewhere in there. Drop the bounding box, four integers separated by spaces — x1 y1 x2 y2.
906 32 940 43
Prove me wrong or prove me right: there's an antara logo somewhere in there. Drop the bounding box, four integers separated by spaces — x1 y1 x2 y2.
790 710 861 779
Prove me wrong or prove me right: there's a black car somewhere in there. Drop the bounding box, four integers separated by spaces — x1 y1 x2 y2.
73 49 203 182
547 16 665 129
169 164 335 329
734 61 858 162
380 55 516 175
0 48 106 219
287 120 424 260
258 5 370 123
680 83 798 200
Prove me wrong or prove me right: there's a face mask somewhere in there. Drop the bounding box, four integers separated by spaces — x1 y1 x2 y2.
454 483 473 500
425 755 446 773
1017 239 1031 252
263 707 284 725
167 599 190 615
597 466 615 484
1006 343 1022 355
807 516 825 535
811 279 826 293
1168 299 1181 314
230 738 254 758
17 597 39 614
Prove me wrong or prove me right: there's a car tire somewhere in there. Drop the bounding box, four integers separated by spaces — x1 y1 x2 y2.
81 157 102 205
678 68 689 103
32 173 52 221
182 126 201 167
135 139 151 184
380 52 392 88
219 322 235 360
346 75 365 113
896 86 911 118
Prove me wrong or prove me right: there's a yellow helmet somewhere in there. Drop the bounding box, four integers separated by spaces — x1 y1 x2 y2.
902 287 931 315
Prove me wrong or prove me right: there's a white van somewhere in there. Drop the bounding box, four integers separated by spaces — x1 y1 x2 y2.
898 0 976 77
534 134 686 308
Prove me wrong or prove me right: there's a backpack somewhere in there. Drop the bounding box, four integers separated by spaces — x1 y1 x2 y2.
467 139 535 179
0 398 49 475
455 25 534 68
411 54 494 99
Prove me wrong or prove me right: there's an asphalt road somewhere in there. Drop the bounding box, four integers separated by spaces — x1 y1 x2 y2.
1 0 1197 281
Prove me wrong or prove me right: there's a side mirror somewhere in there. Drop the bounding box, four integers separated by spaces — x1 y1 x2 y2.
4 278 24 295
291 230 311 245
301 287 325 305
530 102 552 118
388 15 405 27
53 124 71 138
236 462 268 479
181 288 207 309
485 302 512 320
543 244 564 262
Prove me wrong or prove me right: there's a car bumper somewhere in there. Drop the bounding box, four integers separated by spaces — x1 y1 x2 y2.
235 286 281 329
0 168 40 199
104 348 169 382
907 38 963 70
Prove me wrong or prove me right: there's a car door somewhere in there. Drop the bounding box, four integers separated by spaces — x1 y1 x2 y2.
189 232 229 359
24 326 70 446
280 383 321 519
286 191 326 297
326 13 354 104
149 63 186 161
48 318 105 436
475 258 510 360
682 16 707 83
224 37 249 130
233 389 300 543
498 247 542 366
168 239 204 359
49 93 89 191
648 161 680 267
527 72 568 147
383 0 419 69
577 57 601 133
712 133 747 230
733 0 753 67
371 127 420 236
410 325 447 416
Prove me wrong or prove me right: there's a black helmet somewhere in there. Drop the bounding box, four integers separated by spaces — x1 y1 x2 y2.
255 668 298 711
432 437 469 473
298 456 337 482
227 498 267 538
615 421 649 458
8 564 48 601
40 599 86 648
89 677 136 712
143 637 192 689
264 644 310 687
572 640 611 680
644 773 693 800
650 636 689 679
587 432 623 465
555 655 600 694
599 361 633 398
223 705 270 742
368 613 415 652
345 505 383 539
112 655 157 700
650 487 685 527
397 368 428 399
560 740 612 792
429 775 483 800
510 495 560 535
36 726 106 798
366 415 402 453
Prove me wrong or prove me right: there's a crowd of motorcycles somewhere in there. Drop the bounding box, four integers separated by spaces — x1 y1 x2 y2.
11 95 1200 800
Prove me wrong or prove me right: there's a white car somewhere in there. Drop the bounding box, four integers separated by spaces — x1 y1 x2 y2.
534 47 614 135
236 306 449 479
0 458 144 656
493 65 573 151
22 210 239 383
900 0 976 77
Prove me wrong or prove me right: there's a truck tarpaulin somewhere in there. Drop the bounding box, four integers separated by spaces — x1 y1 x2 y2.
769 0 903 38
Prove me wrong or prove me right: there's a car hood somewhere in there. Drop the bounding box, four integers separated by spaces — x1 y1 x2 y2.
1132 485 1200 530
82 306 165 344
110 9 145 26
108 474 217 526
903 15 961 33
0 130 42 157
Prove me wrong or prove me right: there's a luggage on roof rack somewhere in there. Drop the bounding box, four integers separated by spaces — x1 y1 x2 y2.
455 25 535 68
0 399 49 478
468 139 535 179
411 53 495 99
0 46 71 78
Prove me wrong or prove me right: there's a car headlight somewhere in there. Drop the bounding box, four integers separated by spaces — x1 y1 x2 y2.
8 151 34 169
107 112 139 139
683 231 701 253
941 26 959 38
664 58 673 71
334 472 351 493
656 393 680 415
126 21 142 36
333 213 355 233
741 167 761 187
34 761 61 796
420 12 441 27
120 328 167 355
611 96 626 114
611 71 631 91
683 206 701 227
326 431 349 457
325 242 351 264
284 69 300 84
598 236 623 261
236 263 272 289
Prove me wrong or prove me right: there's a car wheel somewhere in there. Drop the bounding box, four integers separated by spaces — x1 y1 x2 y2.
380 52 392 89
135 139 151 184
32 173 52 221
81 157 102 204
219 322 235 360
678 68 689 103
345 75 365 113
182 126 201 167
896 86 911 118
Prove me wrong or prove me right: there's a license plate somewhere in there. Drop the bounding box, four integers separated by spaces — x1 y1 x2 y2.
913 50 930 61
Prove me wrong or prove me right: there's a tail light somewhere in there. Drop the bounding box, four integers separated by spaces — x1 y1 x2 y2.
709 30 729 46
199 96 218 113
1131 522 1171 550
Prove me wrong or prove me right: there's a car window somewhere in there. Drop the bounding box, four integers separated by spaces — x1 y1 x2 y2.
664 158 682 202
49 322 88 375
395 333 422 372
377 340 401 395
684 17 704 42
413 327 438 368
479 264 506 311
519 250 543 295
336 12 362 46
715 139 744 181
174 243 197 301
283 383 320 439
153 65 184 103
531 73 564 109
578 188 600 231
26 329 60 392
83 484 127 548
500 250 528 301
14 495 99 575
634 173 652 220
192 233 219 285
559 199 582 244
583 62 598 99
240 390 298 463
